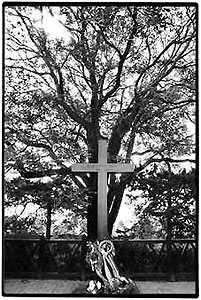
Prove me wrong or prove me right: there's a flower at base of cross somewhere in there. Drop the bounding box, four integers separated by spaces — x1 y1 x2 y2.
87 280 103 294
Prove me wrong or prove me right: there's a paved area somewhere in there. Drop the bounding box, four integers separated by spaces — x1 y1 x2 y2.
3 279 197 295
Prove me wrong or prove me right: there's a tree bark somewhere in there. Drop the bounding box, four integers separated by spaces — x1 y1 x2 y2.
46 200 52 239
87 173 98 241
108 185 125 236
86 124 99 241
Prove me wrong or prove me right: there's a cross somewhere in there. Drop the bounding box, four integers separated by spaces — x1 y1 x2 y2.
72 139 133 240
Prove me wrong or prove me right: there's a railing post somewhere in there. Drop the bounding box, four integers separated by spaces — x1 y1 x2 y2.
38 235 44 278
167 239 177 281
81 235 87 281
38 234 50 278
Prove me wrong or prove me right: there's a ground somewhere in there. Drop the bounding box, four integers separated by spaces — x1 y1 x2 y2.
3 279 197 295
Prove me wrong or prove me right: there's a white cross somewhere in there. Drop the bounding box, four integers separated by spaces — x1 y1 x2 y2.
72 139 133 240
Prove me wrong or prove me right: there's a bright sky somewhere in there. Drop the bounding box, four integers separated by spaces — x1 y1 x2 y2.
42 8 71 44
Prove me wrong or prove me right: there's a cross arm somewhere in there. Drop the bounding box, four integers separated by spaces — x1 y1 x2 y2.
105 163 133 173
72 163 133 173
72 164 100 172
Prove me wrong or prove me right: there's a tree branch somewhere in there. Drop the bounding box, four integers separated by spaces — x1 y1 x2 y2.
133 156 195 177
16 160 89 189
98 25 122 58
55 68 88 127
99 8 138 107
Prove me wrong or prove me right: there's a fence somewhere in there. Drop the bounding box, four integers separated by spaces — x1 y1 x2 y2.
4 238 196 281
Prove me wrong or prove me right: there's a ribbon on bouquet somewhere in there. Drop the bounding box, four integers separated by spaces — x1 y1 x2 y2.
99 240 121 282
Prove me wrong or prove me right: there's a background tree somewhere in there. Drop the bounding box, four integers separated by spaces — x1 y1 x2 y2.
129 166 196 239
5 174 87 238
4 5 196 240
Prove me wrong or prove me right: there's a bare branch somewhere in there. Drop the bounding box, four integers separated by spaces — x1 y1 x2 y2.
7 65 50 77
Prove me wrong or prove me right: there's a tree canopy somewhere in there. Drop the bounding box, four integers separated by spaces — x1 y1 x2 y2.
4 4 196 240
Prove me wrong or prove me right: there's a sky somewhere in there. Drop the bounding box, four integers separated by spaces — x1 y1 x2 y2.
42 8 71 43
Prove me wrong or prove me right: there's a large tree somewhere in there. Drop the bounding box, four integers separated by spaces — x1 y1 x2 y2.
4 5 196 240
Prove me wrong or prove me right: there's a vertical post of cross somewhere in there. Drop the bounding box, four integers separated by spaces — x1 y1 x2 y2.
97 139 108 239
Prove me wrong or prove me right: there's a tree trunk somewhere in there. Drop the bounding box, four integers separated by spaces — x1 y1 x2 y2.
87 173 98 241
46 200 52 239
108 178 127 236
86 126 99 241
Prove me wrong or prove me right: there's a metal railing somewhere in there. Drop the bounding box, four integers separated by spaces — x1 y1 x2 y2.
4 238 196 281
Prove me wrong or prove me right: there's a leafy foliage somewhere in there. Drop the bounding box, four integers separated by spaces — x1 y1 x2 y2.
5 174 88 237
129 167 196 238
